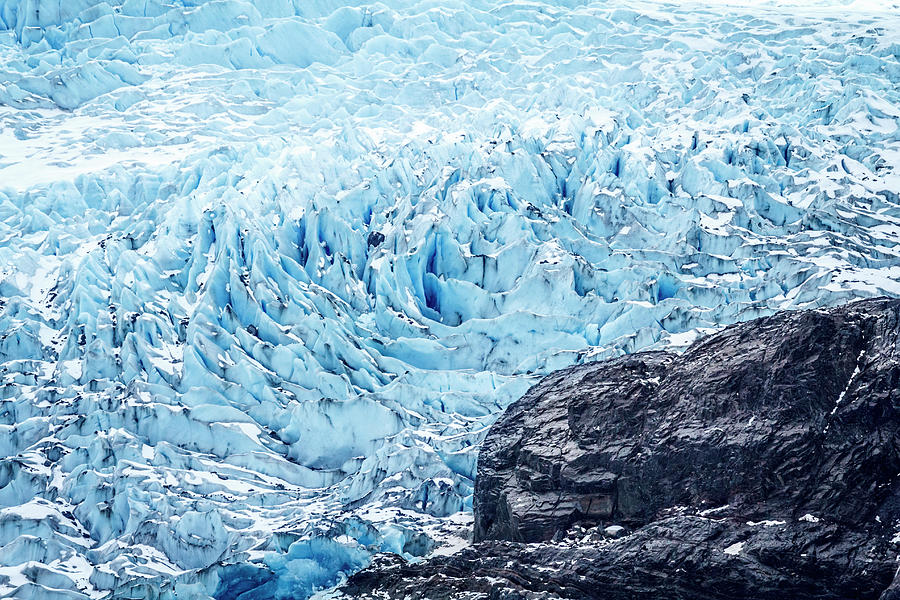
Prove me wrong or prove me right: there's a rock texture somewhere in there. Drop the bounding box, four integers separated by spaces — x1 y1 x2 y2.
336 298 900 599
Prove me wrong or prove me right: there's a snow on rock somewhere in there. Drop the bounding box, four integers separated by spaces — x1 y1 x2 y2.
0 0 898 598
723 542 744 556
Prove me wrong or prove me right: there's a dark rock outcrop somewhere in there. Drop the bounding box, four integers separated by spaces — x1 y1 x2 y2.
337 298 900 599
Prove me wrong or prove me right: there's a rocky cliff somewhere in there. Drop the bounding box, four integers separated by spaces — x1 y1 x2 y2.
337 298 900 599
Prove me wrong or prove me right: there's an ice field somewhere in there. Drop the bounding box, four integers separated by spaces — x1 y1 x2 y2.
0 0 898 598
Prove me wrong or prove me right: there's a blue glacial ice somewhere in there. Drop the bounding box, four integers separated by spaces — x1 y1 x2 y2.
0 0 899 598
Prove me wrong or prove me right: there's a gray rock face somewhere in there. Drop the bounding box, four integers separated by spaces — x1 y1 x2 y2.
475 297 900 542
337 298 900 599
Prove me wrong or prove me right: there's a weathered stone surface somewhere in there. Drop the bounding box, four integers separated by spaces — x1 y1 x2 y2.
336 298 900 599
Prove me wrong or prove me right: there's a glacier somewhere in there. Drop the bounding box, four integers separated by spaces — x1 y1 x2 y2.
0 0 898 598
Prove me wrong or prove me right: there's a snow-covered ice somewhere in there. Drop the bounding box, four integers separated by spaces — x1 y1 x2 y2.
0 0 898 598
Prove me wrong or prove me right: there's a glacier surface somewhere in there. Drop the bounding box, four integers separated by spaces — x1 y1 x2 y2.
0 0 898 598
